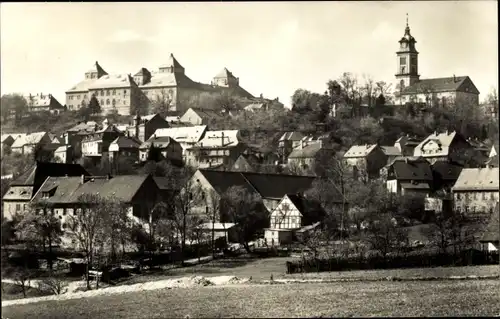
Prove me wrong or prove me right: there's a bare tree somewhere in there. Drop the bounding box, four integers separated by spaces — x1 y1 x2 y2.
151 89 174 117
66 194 109 290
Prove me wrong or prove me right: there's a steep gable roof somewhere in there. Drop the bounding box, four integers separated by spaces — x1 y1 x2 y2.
193 130 240 149
381 146 402 157
86 61 107 75
414 130 469 158
154 125 207 144
431 161 464 181
88 74 135 90
285 194 327 219
111 136 142 149
214 67 236 79
198 170 257 195
139 136 177 149
159 53 184 70
279 132 305 142
241 172 316 199
401 76 479 95
11 132 48 148
10 162 90 189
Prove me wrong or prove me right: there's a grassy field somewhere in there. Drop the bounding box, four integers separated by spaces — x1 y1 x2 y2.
3 279 500 318
1 283 52 301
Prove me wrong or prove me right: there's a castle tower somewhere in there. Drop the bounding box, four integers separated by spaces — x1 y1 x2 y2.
395 14 420 91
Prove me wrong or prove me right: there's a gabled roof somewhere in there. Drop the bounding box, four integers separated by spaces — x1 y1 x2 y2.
343 144 379 158
285 193 327 219
431 161 463 181
452 168 499 191
23 93 64 110
192 130 240 149
390 157 433 181
2 185 34 201
279 132 305 142
139 136 177 150
10 162 89 187
32 175 151 204
244 103 265 112
197 170 316 200
54 145 71 153
1 134 15 143
86 61 107 75
11 132 48 148
381 146 402 157
485 155 499 168
185 108 224 120
401 76 480 95
414 130 468 158
288 142 323 159
134 67 151 77
480 205 499 243
154 125 207 145
110 136 142 149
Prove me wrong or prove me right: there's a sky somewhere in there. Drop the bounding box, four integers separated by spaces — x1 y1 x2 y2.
1 1 498 108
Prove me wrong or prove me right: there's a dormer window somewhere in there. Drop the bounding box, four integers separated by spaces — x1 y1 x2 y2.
42 192 50 199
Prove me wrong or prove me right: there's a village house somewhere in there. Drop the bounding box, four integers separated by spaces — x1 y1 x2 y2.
138 135 183 165
185 130 244 169
30 174 161 247
108 135 142 162
231 153 264 172
343 144 388 179
24 93 66 115
2 162 89 220
452 167 499 215
386 157 433 196
179 108 224 126
54 145 73 164
393 18 480 107
63 121 99 156
394 134 422 156
81 120 124 159
189 169 317 218
413 130 474 165
264 193 328 247
278 132 306 163
430 160 464 192
153 125 207 162
118 113 171 143
380 145 403 166
287 139 334 172
10 132 53 155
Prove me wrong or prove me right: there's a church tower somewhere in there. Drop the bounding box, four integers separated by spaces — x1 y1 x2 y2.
395 14 420 91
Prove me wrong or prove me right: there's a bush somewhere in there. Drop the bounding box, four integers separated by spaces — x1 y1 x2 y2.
285 250 499 274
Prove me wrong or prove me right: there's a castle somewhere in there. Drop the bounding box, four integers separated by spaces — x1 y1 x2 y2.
394 15 480 107
65 54 256 116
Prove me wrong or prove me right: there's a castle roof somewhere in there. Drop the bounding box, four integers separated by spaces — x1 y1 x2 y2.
401 76 480 95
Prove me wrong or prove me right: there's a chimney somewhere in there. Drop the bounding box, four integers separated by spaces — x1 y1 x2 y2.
221 131 225 147
434 131 437 136
405 158 408 164
81 174 85 184
260 93 263 99
453 74 456 82
445 130 449 135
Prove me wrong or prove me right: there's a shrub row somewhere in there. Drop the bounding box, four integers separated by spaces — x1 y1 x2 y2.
285 250 499 274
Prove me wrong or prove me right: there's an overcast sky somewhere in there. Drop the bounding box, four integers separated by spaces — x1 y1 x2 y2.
1 1 497 107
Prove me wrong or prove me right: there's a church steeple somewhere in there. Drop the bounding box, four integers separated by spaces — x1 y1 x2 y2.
395 14 420 91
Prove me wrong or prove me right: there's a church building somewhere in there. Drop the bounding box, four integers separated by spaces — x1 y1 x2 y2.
394 16 480 108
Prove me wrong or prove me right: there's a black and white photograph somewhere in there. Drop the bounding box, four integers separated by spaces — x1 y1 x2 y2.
0 1 499 318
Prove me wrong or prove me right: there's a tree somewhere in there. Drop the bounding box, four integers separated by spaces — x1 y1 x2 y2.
77 101 92 121
1 94 28 124
221 186 268 252
291 89 321 115
151 89 174 117
88 95 101 115
1 216 18 247
66 194 109 289
101 197 132 263
16 202 63 270
365 213 408 258
33 143 56 163
130 90 150 116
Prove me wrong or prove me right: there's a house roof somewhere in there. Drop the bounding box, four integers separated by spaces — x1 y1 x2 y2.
395 135 422 146
2 185 34 201
381 146 402 157
134 67 151 77
241 172 316 199
23 94 64 110
88 74 135 90
67 121 98 133
414 130 467 158
400 182 431 190
244 103 265 112
110 136 142 149
198 170 258 195
1 134 15 143
452 168 499 191
199 222 236 230
343 144 379 158
480 205 499 243
10 162 90 187
390 157 433 181
153 177 176 191
11 132 48 148
288 142 323 159
66 79 96 93
279 132 305 142
159 53 184 70
32 175 151 204
86 61 107 75
54 145 71 153
191 130 240 149
154 125 207 145
431 161 463 181
285 193 327 219
401 76 479 95
486 155 499 168
139 136 176 149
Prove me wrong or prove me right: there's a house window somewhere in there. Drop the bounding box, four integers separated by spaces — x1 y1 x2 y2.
124 89 128 95
465 193 470 201
106 99 110 105
62 223 67 229
112 99 116 106
16 204 20 211
100 90 104 96
100 99 104 105
456 193 461 200
77 95 81 99
482 192 486 200
201 192 205 200
400 57 407 65
106 90 110 96
112 89 116 95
